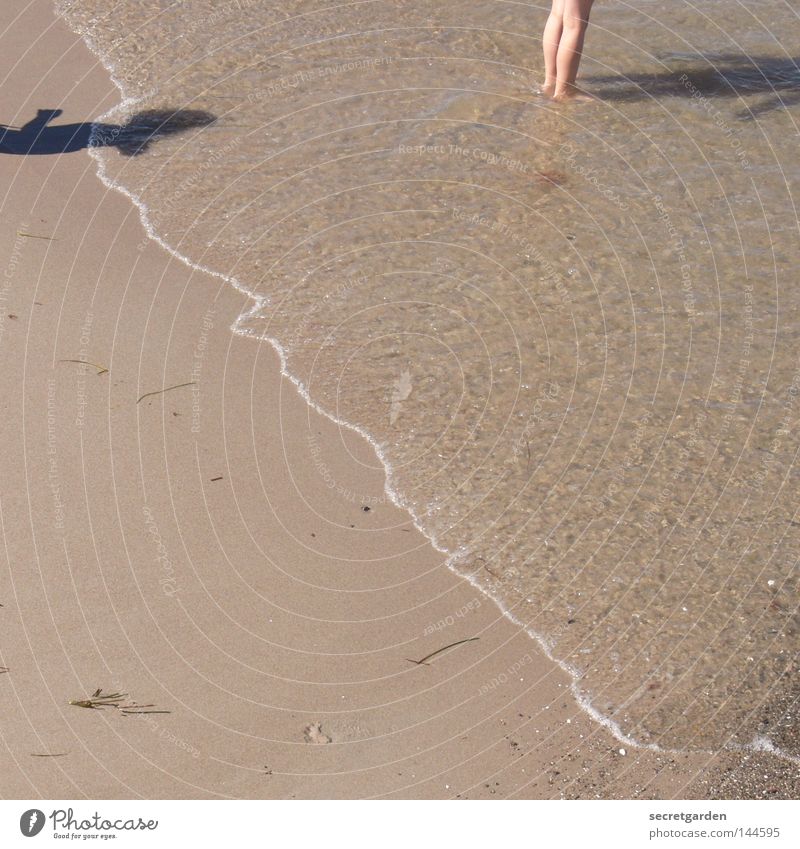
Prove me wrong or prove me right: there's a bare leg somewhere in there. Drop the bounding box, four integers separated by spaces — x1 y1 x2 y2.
553 0 595 101
541 0 565 97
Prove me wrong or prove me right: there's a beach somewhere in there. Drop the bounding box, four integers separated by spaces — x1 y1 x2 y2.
0 0 798 799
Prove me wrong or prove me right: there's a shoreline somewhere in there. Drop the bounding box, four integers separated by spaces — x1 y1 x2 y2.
0 0 795 799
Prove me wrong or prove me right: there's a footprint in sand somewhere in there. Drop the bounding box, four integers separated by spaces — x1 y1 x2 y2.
303 722 332 744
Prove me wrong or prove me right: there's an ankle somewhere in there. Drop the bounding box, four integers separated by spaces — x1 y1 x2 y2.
553 81 578 98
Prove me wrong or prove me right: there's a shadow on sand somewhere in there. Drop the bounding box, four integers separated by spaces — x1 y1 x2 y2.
0 108 216 155
587 54 799 117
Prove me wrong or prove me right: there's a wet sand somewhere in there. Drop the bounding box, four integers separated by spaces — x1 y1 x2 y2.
0 0 796 799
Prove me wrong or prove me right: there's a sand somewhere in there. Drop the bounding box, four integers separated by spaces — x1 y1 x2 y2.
0 0 793 799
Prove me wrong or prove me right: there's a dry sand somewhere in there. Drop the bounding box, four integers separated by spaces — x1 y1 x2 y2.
0 0 792 799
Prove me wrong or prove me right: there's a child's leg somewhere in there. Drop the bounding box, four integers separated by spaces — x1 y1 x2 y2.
553 0 595 100
542 0 565 96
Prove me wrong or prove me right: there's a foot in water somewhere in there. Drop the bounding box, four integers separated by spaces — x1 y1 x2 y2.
533 82 595 103
551 85 596 103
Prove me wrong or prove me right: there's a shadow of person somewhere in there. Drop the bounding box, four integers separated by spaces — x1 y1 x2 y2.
0 108 216 155
585 54 799 116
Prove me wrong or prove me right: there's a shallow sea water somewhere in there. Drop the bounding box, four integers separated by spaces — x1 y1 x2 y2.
57 0 800 758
